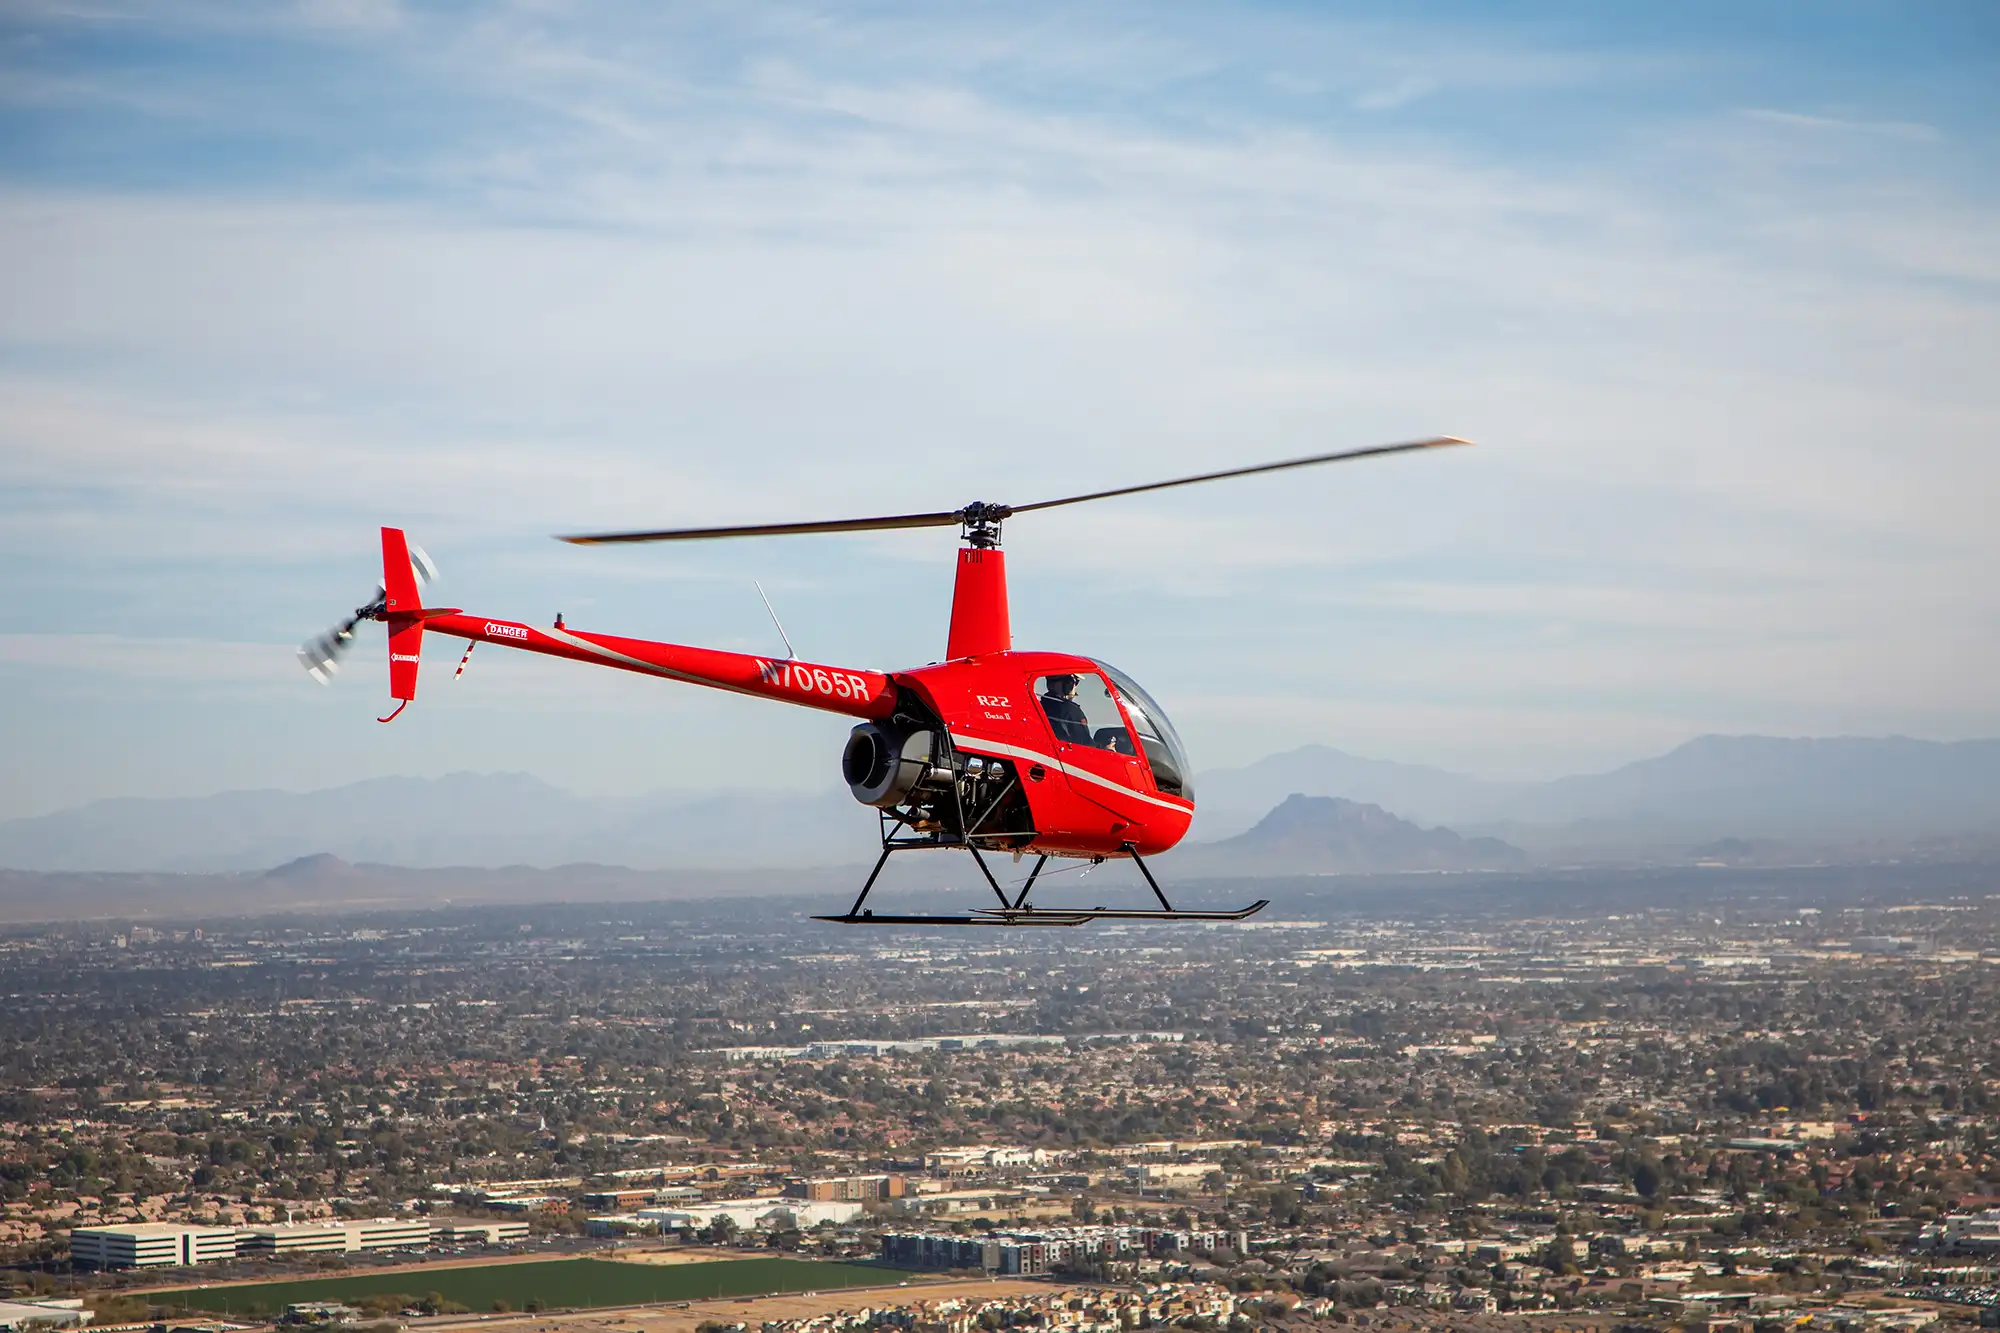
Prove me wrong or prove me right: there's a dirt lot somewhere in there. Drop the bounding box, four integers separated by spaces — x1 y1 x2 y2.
602 1248 736 1267
418 1277 1055 1333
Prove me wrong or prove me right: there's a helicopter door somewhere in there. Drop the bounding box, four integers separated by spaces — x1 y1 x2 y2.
1032 671 1153 810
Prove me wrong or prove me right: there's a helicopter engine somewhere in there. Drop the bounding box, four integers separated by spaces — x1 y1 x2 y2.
842 721 946 807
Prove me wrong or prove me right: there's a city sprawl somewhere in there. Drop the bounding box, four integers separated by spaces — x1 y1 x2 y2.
7 864 2000 1333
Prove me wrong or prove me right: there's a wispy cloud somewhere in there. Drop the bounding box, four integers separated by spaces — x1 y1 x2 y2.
1740 107 1939 142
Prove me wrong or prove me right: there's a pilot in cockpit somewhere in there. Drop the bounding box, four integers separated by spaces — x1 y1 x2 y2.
1039 673 1094 745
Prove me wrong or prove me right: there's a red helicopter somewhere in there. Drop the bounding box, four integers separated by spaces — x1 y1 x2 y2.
301 437 1470 926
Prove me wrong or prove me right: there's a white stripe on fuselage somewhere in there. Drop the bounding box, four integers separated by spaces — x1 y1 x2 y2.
947 731 1190 816
538 625 782 705
542 625 705 685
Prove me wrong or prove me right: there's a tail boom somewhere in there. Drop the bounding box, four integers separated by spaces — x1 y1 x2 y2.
420 613 896 719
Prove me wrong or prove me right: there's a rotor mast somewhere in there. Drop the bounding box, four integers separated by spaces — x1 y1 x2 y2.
947 504 1012 660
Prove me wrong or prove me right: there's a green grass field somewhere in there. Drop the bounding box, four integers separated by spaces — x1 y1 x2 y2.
150 1257 913 1317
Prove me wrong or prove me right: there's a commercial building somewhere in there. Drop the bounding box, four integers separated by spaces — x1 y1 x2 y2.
1126 1162 1220 1189
783 1174 906 1202
237 1222 350 1256
636 1199 862 1233
450 1177 581 1200
434 1220 531 1245
0 1298 89 1331
881 1224 1229 1275
69 1224 239 1270
238 1217 433 1256
923 1146 1046 1175
283 1303 363 1325
885 1186 1037 1217
484 1195 572 1215
581 1188 658 1211
349 1216 436 1249
1925 1210 2000 1253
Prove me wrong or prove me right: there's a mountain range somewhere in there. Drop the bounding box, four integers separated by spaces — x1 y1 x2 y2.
1191 735 2000 853
1 734 1994 874
0 774 880 873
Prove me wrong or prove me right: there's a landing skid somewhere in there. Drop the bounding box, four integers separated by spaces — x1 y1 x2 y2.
815 833 1267 928
976 901 1269 922
811 911 1089 927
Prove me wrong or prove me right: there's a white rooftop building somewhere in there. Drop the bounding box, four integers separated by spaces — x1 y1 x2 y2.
0 1298 89 1331
433 1220 531 1245
1924 1210 2000 1253
238 1217 432 1255
69 1224 238 1270
636 1199 862 1232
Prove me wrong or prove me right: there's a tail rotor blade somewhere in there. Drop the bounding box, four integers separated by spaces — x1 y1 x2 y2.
299 637 342 685
297 590 387 685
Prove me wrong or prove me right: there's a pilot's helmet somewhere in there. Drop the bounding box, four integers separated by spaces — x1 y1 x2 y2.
1046 673 1079 697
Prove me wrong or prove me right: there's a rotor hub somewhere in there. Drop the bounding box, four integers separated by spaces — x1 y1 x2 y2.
958 501 1013 548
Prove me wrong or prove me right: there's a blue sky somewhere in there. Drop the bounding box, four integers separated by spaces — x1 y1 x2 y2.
0 1 1994 819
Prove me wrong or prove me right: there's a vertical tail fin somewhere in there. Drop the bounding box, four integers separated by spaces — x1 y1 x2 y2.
946 547 1010 660
381 526 424 703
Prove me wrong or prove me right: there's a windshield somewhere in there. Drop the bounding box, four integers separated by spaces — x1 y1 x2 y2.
1093 661 1193 800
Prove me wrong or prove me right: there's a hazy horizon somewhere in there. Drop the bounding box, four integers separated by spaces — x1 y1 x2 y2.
6 726 1999 818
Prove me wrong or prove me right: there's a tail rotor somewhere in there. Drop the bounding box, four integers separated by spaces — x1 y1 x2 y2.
298 595 382 684
297 538 438 686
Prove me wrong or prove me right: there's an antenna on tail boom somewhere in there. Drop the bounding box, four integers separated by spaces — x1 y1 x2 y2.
754 580 797 660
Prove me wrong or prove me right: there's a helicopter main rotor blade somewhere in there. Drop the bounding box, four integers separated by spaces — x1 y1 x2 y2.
556 436 1470 545
559 509 965 545
1008 436 1471 516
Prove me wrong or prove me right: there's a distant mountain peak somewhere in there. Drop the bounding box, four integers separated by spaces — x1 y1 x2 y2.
1179 793 1527 875
263 852 355 880
1258 793 1415 831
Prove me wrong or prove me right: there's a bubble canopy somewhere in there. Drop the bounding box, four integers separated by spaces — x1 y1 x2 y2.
1094 660 1193 801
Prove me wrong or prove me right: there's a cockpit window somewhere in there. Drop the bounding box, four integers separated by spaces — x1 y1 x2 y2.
1035 673 1137 755
1093 661 1194 800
